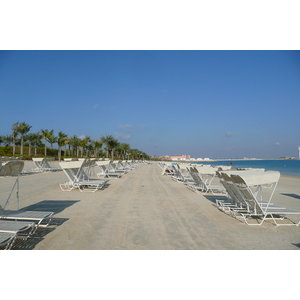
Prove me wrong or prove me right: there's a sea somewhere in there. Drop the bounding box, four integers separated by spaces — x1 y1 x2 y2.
196 159 300 177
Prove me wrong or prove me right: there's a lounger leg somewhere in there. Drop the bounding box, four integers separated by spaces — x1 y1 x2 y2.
270 214 300 226
60 182 73 191
5 235 17 250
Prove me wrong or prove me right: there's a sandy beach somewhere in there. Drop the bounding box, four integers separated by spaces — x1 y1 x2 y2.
1 161 300 250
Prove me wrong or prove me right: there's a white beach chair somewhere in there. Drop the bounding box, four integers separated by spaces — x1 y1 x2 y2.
43 158 61 172
32 158 45 172
186 167 206 193
215 171 256 215
0 161 25 177
177 165 194 182
230 172 300 226
0 220 36 240
171 165 185 182
59 159 109 192
0 163 54 228
32 158 61 172
97 165 122 178
216 170 280 216
193 166 225 194
0 232 17 250
0 208 54 227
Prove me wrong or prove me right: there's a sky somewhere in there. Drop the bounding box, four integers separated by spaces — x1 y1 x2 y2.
0 50 300 159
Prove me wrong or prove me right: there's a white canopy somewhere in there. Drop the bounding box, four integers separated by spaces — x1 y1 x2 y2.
32 157 44 162
96 160 111 166
59 161 83 169
231 171 280 186
195 166 216 174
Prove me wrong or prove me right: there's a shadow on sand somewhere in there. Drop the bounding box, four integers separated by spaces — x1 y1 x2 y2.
10 200 80 250
21 199 80 214
204 194 228 204
281 193 300 200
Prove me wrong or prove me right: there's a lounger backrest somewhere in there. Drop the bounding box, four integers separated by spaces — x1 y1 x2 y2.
189 167 205 188
219 173 248 208
230 175 264 214
0 161 24 176
78 159 92 180
59 160 83 183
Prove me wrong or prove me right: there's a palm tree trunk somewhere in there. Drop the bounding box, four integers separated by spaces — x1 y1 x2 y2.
20 135 24 156
44 139 47 156
58 146 61 161
13 138 16 156
28 142 32 156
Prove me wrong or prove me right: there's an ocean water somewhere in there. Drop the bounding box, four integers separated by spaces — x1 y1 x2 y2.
197 159 300 177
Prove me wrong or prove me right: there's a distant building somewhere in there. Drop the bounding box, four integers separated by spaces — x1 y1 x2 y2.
152 155 191 161
166 155 191 160
151 155 212 161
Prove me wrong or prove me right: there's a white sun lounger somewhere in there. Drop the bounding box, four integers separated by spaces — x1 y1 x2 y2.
32 158 61 172
0 161 25 177
1 163 54 227
0 209 54 227
191 166 225 194
230 171 300 226
0 232 17 250
59 159 109 192
0 220 36 239
97 165 122 178
215 171 273 216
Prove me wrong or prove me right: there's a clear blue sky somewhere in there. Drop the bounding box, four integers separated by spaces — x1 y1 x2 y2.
1 50 299 159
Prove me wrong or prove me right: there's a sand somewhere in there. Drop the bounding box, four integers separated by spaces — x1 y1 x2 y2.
1 161 300 250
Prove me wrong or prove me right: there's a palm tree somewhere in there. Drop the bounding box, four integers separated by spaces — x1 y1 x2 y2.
64 137 71 156
78 136 91 157
30 133 42 156
11 122 19 156
109 138 119 161
86 142 94 157
119 143 131 160
47 134 57 149
69 135 80 157
26 132 37 156
93 140 103 157
57 131 68 161
100 134 114 158
129 149 140 160
40 129 54 156
2 134 12 146
17 122 32 156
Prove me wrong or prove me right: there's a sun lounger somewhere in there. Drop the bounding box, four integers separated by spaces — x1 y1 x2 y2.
191 166 225 194
159 163 176 176
0 232 17 250
0 208 54 227
216 171 280 216
0 161 25 177
59 159 109 192
171 165 185 182
111 162 129 174
42 158 61 171
230 171 300 226
32 158 61 172
176 165 194 182
186 167 205 193
1 164 55 228
0 220 36 239
97 165 122 178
